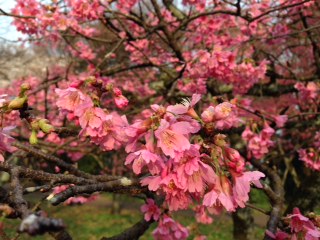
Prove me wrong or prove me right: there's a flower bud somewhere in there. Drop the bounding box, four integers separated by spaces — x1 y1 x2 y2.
214 102 233 120
114 95 129 109
31 120 39 130
220 175 232 196
105 83 113 92
8 96 27 110
29 130 38 145
214 134 227 147
21 83 31 91
38 119 54 133
19 83 31 97
201 106 215 123
187 108 200 120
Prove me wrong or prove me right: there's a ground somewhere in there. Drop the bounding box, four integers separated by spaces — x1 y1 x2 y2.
3 190 268 239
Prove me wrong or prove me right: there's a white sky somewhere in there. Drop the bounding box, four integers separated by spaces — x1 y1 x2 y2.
0 0 24 42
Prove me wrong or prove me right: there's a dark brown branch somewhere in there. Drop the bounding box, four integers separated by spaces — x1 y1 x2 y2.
0 8 35 19
300 13 320 76
0 161 95 185
9 168 30 218
101 218 154 240
101 63 154 75
251 159 284 240
150 0 184 61
12 142 94 179
50 178 142 205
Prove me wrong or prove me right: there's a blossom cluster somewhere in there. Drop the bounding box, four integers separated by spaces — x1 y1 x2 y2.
55 86 129 151
242 124 275 159
54 90 265 238
268 208 320 240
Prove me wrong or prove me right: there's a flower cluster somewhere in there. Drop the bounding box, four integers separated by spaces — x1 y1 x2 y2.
55 87 129 151
201 101 241 130
153 215 189 240
124 95 265 223
294 82 319 102
298 149 320 171
141 199 161 222
242 124 275 159
267 208 320 240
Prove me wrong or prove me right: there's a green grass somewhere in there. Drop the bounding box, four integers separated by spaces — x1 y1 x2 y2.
3 193 266 240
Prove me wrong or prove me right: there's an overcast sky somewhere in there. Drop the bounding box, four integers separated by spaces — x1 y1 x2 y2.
0 1 24 42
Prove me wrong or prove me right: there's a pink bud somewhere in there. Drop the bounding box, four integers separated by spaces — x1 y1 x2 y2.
114 95 129 109
201 106 215 123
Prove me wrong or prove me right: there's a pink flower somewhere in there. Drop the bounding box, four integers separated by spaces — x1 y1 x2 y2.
141 175 163 191
203 175 235 212
75 104 105 129
166 94 201 117
201 102 240 129
94 112 129 151
155 120 191 158
114 95 129 109
125 149 163 175
160 173 193 211
214 102 234 120
298 149 320 171
224 147 245 173
55 87 92 112
195 206 213 224
153 215 189 240
266 230 289 240
294 82 319 102
274 115 288 128
286 208 320 240
201 102 234 123
261 123 275 139
232 171 265 208
242 124 275 159
201 106 215 123
203 171 265 211
242 126 254 141
174 145 216 193
140 198 161 221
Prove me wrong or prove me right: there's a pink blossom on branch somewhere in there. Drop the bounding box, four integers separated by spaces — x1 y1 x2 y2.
298 149 320 171
153 215 189 240
140 199 161 222
154 120 192 158
242 124 275 159
269 208 320 240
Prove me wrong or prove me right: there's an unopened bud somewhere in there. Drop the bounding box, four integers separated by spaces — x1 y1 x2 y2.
38 119 54 133
85 76 96 85
220 175 232 195
214 134 227 147
187 107 200 120
105 83 113 91
31 120 39 130
29 130 38 145
8 96 27 110
19 83 31 98
21 83 31 91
